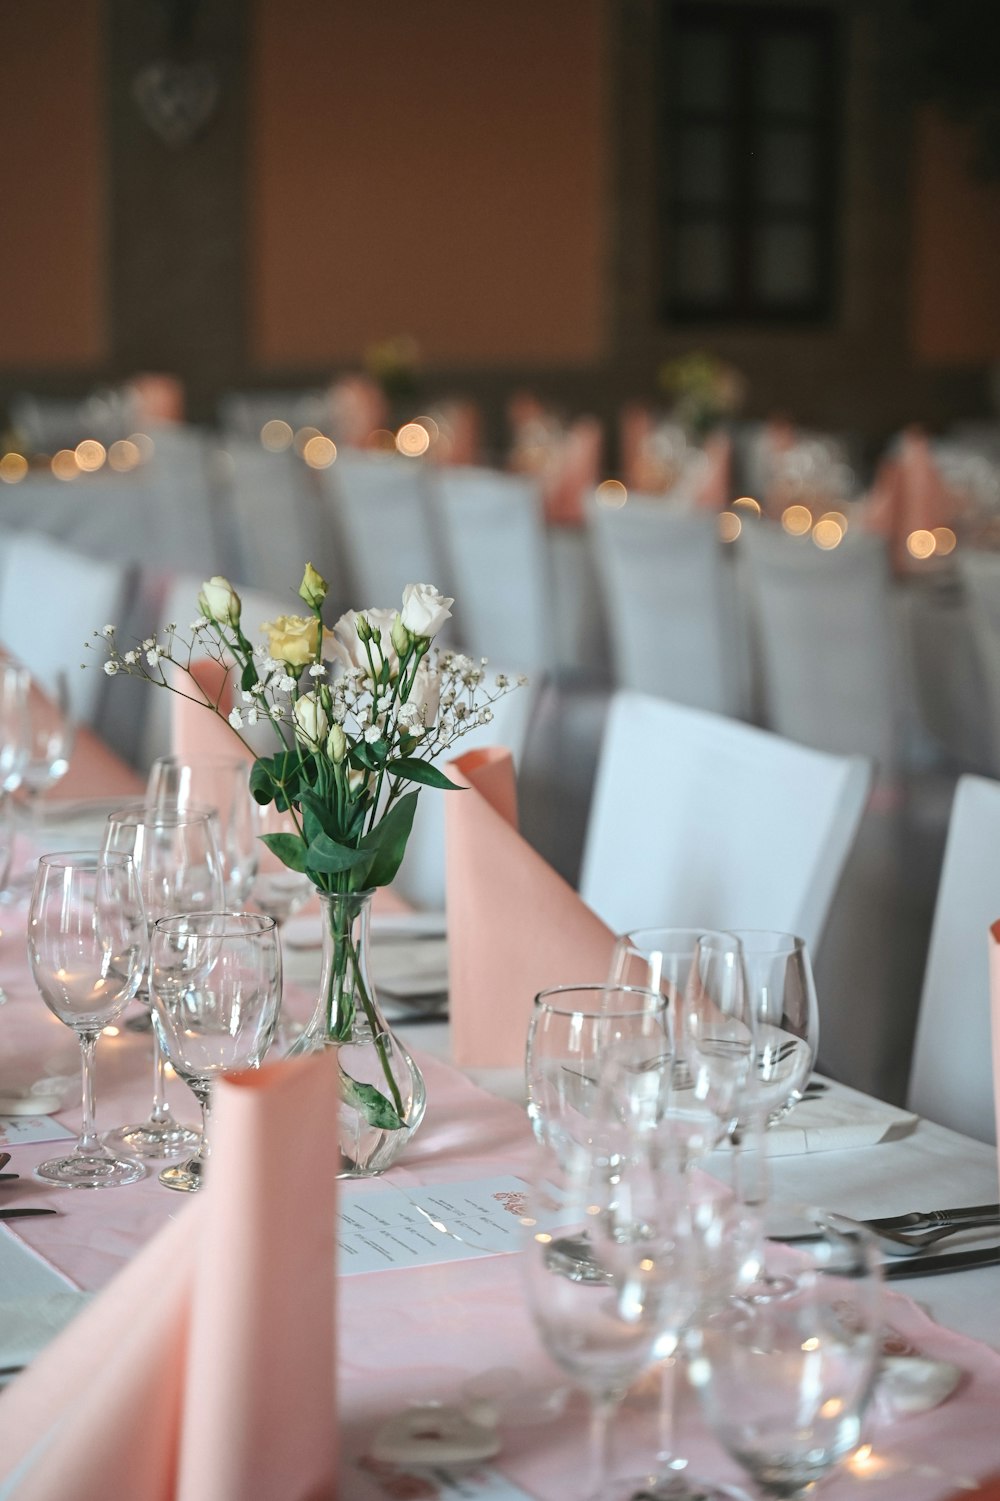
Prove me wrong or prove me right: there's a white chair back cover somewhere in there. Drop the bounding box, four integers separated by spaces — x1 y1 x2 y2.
394 669 540 910
218 389 329 438
220 439 341 607
741 524 900 774
958 551 1000 776
317 451 448 613
0 532 134 726
907 774 1000 1143
435 467 551 673
579 691 871 952
588 499 749 715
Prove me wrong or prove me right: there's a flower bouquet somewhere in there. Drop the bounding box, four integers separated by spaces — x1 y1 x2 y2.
657 351 746 441
95 568 523 1174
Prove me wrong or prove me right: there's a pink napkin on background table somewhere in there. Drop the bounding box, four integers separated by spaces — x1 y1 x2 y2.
695 430 732 511
444 746 615 1067
0 1052 339 1501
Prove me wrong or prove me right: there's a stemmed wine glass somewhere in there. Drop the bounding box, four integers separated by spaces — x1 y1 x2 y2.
727 932 818 1127
27 851 148 1188
521 1129 702 1501
525 983 669 1149
689 1208 882 1499
149 911 282 1191
146 754 259 905
101 804 224 1157
608 928 752 1501
20 670 75 823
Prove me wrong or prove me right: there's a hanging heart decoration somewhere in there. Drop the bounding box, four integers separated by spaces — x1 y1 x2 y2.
132 58 220 149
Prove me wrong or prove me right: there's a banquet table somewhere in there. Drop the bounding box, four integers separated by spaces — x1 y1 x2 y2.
2 790 1000 1499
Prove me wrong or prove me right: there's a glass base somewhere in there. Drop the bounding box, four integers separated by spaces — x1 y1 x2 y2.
159 1156 204 1193
36 1150 145 1189
623 1478 747 1501
104 1116 200 1159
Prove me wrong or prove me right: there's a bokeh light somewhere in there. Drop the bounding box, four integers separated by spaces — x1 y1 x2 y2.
75 439 106 472
718 510 742 542
293 425 322 456
732 495 761 516
596 479 628 509
0 452 28 484
261 419 293 452
812 517 844 549
396 422 431 458
781 504 812 536
369 429 397 452
302 435 337 469
51 448 79 481
108 439 141 473
932 526 957 556
129 432 155 462
906 529 936 560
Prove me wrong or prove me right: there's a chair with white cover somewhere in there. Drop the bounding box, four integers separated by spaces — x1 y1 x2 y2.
958 550 1000 777
316 451 449 613
587 499 752 717
220 438 342 607
394 670 540 911
434 467 551 674
907 774 1000 1143
741 523 903 775
0 532 135 727
579 691 871 954
218 389 329 439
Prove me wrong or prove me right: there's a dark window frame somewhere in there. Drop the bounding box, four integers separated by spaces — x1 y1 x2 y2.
659 1 842 325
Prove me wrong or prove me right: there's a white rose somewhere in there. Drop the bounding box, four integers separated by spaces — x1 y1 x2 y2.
330 607 398 675
197 576 241 627
400 583 453 640
292 691 329 747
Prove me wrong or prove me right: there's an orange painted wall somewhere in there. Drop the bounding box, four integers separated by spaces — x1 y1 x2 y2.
912 108 1000 366
0 0 107 367
249 0 607 369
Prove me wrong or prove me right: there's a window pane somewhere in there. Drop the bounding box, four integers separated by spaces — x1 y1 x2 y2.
756 33 821 116
676 29 731 111
752 222 819 304
756 128 817 207
672 220 733 301
675 124 730 205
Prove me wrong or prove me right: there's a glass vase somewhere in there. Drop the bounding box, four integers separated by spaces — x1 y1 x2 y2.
289 889 426 1177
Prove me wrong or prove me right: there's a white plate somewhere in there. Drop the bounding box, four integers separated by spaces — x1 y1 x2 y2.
372 936 449 999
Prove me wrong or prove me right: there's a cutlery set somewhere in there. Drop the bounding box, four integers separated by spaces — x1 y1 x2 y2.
0 1151 58 1219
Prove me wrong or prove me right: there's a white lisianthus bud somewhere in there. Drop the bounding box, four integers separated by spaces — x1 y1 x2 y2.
326 722 348 763
330 608 399 676
399 583 453 641
390 612 411 657
293 691 329 747
355 613 374 644
198 576 242 626
298 562 328 610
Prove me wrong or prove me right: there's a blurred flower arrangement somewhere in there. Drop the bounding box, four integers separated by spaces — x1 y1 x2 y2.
658 352 746 440
364 334 422 403
93 568 524 1157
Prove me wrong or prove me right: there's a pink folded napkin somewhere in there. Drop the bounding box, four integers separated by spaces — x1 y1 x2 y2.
445 746 615 1067
0 1052 339 1501
172 656 247 763
989 920 1000 1155
695 431 732 512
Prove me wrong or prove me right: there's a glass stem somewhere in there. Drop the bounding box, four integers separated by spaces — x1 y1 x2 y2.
588 1392 617 1492
77 1030 100 1154
191 1080 212 1167
150 1029 172 1125
656 1350 685 1474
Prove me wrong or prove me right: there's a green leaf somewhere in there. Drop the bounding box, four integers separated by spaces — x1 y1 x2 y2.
304 832 371 875
386 757 463 791
240 660 258 693
350 742 381 772
357 789 419 889
249 758 276 806
298 788 339 843
341 1074 404 1131
259 832 309 873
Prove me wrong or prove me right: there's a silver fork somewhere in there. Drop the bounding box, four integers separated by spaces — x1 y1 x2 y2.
837 1212 1000 1258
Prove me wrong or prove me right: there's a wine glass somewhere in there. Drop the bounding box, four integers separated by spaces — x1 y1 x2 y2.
522 1131 701 1501
20 670 75 821
525 983 669 1149
101 804 225 1157
27 851 148 1188
146 754 259 905
609 928 751 1501
689 1208 882 1499
149 911 282 1192
0 661 30 798
727 932 818 1127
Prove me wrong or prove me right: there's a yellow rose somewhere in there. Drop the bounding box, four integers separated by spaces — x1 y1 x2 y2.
262 613 323 667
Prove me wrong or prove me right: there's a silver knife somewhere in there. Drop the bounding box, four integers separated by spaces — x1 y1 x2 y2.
883 1244 1000 1279
864 1203 1000 1233
0 1207 58 1220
